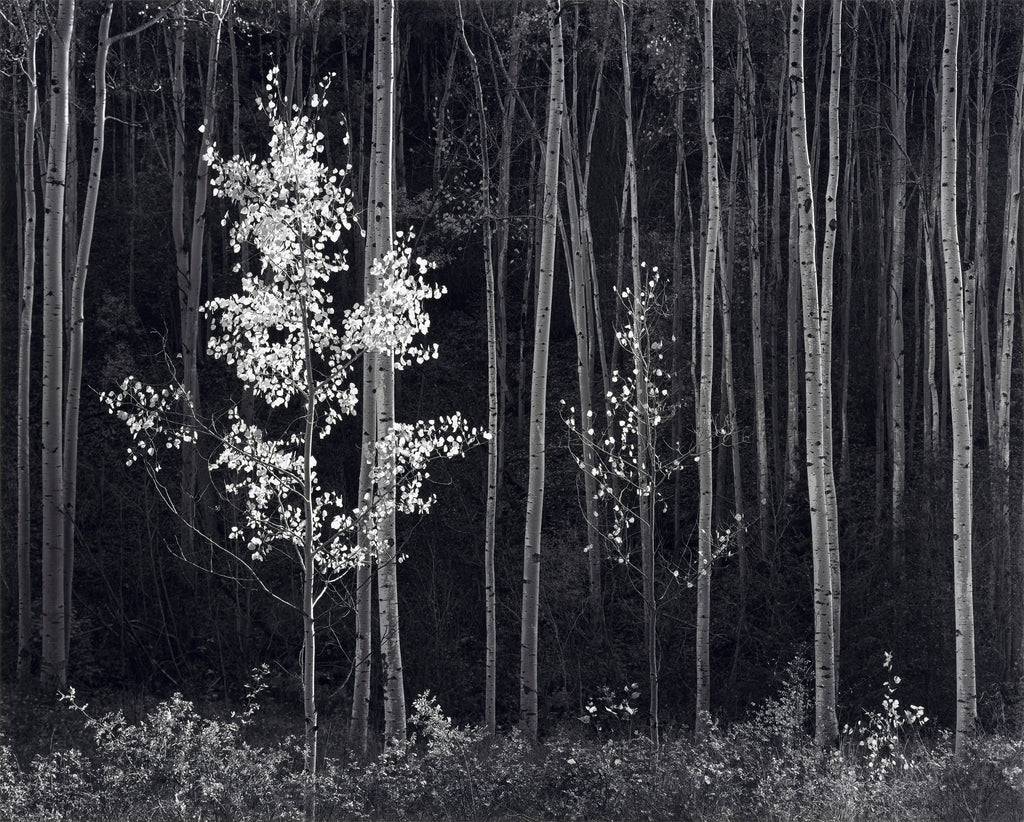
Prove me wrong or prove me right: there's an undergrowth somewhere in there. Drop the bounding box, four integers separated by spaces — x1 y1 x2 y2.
1 661 1020 821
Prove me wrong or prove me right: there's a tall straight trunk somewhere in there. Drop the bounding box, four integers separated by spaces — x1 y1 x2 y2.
618 1 658 747
351 17 380 753
923 192 940 459
721 46 747 695
491 1 525 484
520 0 563 740
789 0 839 747
170 5 226 554
996 14 1024 724
939 0 977 755
695 0 720 742
887 0 910 575
62 3 163 666
820 0 843 676
300 303 318 822
16 7 40 687
40 0 76 692
737 1 769 566
368 0 405 744
455 0 498 736
838 2 860 484
560 126 603 636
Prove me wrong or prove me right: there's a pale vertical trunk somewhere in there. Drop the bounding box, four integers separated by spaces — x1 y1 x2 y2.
939 0 977 755
996 13 1024 721
16 7 40 686
520 0 563 740
62 3 164 666
769 63 787 489
618 1 657 746
695 0 720 742
299 299 318 822
560 127 603 635
737 1 769 566
720 65 746 691
369 0 405 744
455 0 498 736
887 0 910 575
820 0 843 674
789 0 839 746
351 35 380 752
923 198 940 458
492 3 524 435
40 0 75 692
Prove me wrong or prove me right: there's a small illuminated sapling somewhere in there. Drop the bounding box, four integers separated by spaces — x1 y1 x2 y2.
103 67 472 785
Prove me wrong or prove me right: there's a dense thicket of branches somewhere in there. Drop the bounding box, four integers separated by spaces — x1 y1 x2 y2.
3 0 1024 741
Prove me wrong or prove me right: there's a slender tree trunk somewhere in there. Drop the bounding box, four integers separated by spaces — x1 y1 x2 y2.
820 0 843 679
368 0 405 744
887 0 910 578
996 15 1024 726
62 2 163 667
40 0 76 692
695 0 720 742
455 0 498 736
789 0 839 747
520 0 563 740
617 0 658 747
737 1 769 568
939 0 977 755
16 7 40 687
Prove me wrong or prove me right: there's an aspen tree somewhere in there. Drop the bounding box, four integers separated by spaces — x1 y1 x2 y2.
14 0 40 686
995 11 1024 721
62 1 167 667
455 0 499 736
939 0 978 755
788 0 839 746
696 0 720 741
736 0 769 569
40 0 75 691
820 0 842 672
365 0 406 744
169 1 227 555
617 0 659 746
520 0 563 739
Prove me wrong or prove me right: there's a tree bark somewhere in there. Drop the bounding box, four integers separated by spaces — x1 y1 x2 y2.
788 0 839 747
520 0 563 740
939 0 978 755
455 0 498 737
695 0 720 742
16 3 40 687
40 0 76 692
368 0 405 744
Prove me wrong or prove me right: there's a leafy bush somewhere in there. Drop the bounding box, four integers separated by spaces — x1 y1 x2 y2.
2 677 1021 821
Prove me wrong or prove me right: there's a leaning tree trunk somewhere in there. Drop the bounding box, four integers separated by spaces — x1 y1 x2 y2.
788 0 839 747
40 0 76 692
939 0 978 756
695 0 720 742
520 0 563 740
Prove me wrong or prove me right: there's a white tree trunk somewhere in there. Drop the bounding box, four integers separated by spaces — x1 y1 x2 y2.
520 0 563 739
939 0 978 755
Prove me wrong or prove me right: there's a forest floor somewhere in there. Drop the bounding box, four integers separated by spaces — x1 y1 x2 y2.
0 676 1021 822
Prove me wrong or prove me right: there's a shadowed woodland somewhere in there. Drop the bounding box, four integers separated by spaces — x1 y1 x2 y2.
2 0 1024 819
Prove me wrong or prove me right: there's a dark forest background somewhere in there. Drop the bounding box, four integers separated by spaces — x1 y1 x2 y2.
1 0 1023 741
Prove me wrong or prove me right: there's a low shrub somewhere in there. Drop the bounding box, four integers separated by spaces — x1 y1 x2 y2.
2 668 1021 822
